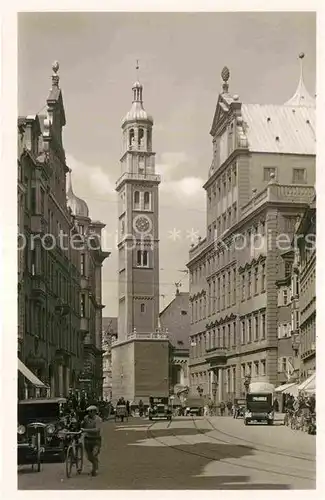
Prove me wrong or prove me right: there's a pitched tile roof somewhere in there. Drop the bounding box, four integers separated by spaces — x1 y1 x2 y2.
241 103 316 155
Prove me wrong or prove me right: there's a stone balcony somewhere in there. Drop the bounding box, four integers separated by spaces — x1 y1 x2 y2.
241 182 315 219
111 329 169 345
205 347 228 366
116 171 161 188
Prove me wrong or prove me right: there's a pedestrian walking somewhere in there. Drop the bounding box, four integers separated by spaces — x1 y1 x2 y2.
81 405 102 476
220 401 225 416
226 400 233 416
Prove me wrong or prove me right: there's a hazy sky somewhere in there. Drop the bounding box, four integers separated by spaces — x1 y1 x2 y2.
18 12 316 317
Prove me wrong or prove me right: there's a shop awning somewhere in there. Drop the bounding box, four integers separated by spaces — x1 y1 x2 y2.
275 382 296 393
283 384 299 397
18 359 47 388
298 373 316 394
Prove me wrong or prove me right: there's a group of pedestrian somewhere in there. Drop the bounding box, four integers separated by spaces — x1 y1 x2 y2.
204 399 233 416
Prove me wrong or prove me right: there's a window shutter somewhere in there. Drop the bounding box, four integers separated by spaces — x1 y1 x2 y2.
278 357 282 373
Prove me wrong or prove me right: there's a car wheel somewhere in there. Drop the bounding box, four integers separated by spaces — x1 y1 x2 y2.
244 419 248 425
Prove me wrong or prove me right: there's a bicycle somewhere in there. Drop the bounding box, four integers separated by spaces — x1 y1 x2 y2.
64 430 84 478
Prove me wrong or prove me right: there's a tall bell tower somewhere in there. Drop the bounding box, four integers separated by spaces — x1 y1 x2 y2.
111 73 169 404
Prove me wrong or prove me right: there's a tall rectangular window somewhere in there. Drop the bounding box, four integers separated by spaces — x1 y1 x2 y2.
283 289 288 305
217 278 220 311
232 269 236 304
144 191 151 210
81 294 86 318
292 168 306 184
40 188 45 215
261 264 266 292
261 313 266 339
241 320 246 344
227 271 231 308
263 167 277 181
261 360 266 376
80 253 86 276
241 274 245 300
248 272 252 298
247 317 252 342
232 321 236 347
254 267 258 294
254 315 259 340
31 187 36 214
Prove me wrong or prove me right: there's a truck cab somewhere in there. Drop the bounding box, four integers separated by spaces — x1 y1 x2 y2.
244 382 275 426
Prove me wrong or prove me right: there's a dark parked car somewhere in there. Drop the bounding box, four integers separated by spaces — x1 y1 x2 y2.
18 397 68 463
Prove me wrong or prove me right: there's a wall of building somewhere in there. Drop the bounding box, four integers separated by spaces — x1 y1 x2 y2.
134 340 169 399
111 341 135 402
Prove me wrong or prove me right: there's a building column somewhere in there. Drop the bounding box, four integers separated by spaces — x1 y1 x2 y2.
65 366 70 396
58 364 64 397
218 368 223 403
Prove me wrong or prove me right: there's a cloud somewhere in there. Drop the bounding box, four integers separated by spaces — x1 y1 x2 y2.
66 154 115 196
160 176 205 200
156 151 189 181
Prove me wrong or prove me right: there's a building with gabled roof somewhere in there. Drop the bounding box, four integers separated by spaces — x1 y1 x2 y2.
159 289 190 395
187 54 315 402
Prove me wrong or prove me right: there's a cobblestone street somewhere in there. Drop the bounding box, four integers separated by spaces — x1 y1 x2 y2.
18 416 316 490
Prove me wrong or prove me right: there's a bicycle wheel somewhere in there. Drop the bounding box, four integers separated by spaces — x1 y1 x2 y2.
65 446 74 479
76 443 84 474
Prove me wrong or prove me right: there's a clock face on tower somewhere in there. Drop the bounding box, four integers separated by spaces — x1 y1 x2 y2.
133 214 152 234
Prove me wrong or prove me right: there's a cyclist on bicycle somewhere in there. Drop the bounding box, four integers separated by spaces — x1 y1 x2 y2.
81 405 102 476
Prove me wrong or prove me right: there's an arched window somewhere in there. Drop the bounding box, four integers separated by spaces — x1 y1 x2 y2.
134 190 140 209
147 129 152 150
143 250 148 267
144 191 150 210
138 128 144 147
137 250 142 266
129 128 135 147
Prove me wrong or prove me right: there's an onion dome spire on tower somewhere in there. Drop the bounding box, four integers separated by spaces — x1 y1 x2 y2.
122 60 153 127
285 53 315 107
66 168 89 218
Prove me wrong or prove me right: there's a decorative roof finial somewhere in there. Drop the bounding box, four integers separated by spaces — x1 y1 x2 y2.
221 66 230 93
52 60 60 87
284 53 315 107
136 59 139 79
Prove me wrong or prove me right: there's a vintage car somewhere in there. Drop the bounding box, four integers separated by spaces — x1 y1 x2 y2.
18 397 68 463
244 382 275 425
148 396 172 420
184 397 204 416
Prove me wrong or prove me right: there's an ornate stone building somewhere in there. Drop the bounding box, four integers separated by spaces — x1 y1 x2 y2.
17 63 82 398
295 197 316 379
66 171 110 399
111 78 169 404
187 56 316 402
102 317 117 400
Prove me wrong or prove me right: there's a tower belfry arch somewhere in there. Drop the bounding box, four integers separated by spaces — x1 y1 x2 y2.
111 72 169 404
